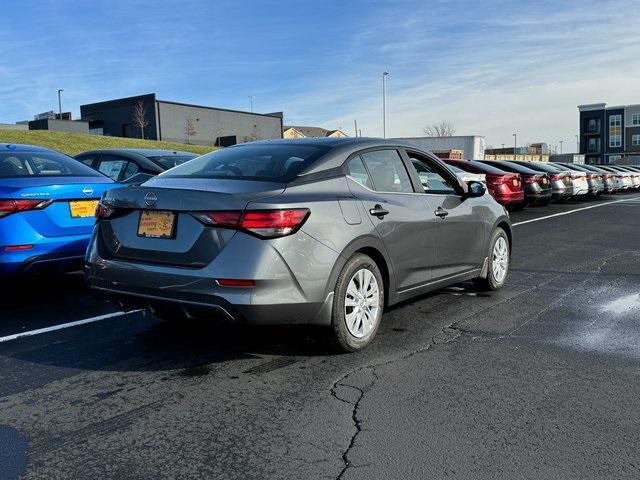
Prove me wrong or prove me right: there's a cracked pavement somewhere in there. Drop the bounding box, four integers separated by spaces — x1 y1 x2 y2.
1 194 640 479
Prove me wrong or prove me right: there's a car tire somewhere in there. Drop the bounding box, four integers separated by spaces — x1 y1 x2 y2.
329 253 385 352
474 228 510 291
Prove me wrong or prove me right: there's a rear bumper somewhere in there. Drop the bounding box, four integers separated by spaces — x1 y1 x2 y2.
524 189 552 204
0 236 90 275
84 229 339 326
90 280 333 325
492 191 525 205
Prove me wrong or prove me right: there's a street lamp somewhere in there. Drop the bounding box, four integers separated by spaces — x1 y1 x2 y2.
57 89 64 116
558 140 564 154
382 71 389 138
512 133 517 160
574 134 579 153
248 95 254 113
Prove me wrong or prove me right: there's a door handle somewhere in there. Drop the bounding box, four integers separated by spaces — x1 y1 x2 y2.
434 207 449 218
369 204 389 218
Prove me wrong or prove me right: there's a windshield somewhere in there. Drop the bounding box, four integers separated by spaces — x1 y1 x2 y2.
160 144 329 183
149 155 198 170
0 150 102 178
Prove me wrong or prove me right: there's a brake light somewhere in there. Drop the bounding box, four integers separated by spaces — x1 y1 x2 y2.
0 199 51 218
217 279 256 287
523 176 538 183
95 202 114 219
194 208 310 238
550 174 561 181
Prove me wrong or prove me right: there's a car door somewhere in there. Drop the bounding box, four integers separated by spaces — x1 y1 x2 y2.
403 150 486 280
346 149 437 290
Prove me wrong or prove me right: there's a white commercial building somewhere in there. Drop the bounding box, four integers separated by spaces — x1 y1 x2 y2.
394 135 486 160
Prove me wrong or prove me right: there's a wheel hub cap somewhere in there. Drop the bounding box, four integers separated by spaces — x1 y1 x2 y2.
345 268 380 338
492 236 509 283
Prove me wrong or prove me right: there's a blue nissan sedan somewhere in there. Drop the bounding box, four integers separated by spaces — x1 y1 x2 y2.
0 143 115 275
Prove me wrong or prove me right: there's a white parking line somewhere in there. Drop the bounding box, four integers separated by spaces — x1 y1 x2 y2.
0 310 141 345
512 197 635 227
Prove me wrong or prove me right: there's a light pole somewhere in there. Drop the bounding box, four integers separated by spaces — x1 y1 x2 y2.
382 71 389 138
574 134 579 153
512 133 517 160
57 89 64 116
248 95 254 113
558 140 564 154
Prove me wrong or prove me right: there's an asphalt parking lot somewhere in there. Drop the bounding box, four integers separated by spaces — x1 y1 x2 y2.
1 193 640 480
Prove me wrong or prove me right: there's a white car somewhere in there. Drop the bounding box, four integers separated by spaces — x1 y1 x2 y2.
448 164 486 185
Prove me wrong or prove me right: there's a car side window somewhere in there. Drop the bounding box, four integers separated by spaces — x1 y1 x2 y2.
122 161 139 180
77 155 96 167
407 154 457 195
97 156 128 180
361 150 414 193
346 156 373 189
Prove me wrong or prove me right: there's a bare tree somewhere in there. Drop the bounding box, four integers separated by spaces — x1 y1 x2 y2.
423 121 456 137
184 117 197 144
132 101 149 139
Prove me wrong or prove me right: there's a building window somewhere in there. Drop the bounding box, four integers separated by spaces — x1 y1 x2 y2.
587 118 599 132
587 137 600 153
633 134 640 146
632 113 640 125
608 155 622 164
609 114 622 148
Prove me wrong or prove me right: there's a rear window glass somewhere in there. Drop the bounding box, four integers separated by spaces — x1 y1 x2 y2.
160 145 329 182
150 155 197 170
466 160 509 174
0 151 101 178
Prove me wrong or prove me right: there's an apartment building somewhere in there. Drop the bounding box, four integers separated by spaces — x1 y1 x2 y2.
578 103 640 165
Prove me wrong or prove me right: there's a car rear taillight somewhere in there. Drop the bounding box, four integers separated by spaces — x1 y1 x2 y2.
0 199 52 218
194 208 310 238
95 202 114 219
550 174 562 181
523 176 538 183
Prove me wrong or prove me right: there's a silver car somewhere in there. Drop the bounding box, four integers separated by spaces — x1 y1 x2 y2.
86 138 511 351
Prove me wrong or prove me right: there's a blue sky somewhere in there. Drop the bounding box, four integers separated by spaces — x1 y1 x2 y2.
2 0 639 150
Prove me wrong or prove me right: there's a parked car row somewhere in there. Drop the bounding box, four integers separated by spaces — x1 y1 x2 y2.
445 158 640 210
2 139 639 351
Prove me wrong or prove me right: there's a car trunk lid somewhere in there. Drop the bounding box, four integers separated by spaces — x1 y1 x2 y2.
0 176 114 238
98 179 286 268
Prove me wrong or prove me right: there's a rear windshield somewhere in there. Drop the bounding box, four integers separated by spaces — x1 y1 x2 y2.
485 161 539 175
0 151 101 178
466 160 510 174
149 155 198 170
160 144 329 183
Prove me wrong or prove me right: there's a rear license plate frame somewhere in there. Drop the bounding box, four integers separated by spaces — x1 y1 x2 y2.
69 199 99 218
137 210 177 239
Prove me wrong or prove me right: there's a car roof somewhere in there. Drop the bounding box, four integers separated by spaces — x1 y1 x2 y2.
77 148 198 157
0 143 55 153
241 137 439 175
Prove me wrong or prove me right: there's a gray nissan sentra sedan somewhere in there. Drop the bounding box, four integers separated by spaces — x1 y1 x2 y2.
86 138 512 351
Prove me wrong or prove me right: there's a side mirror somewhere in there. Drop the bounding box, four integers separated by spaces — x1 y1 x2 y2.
465 181 486 198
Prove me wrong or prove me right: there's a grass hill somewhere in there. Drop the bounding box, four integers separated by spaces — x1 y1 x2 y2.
0 129 216 156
